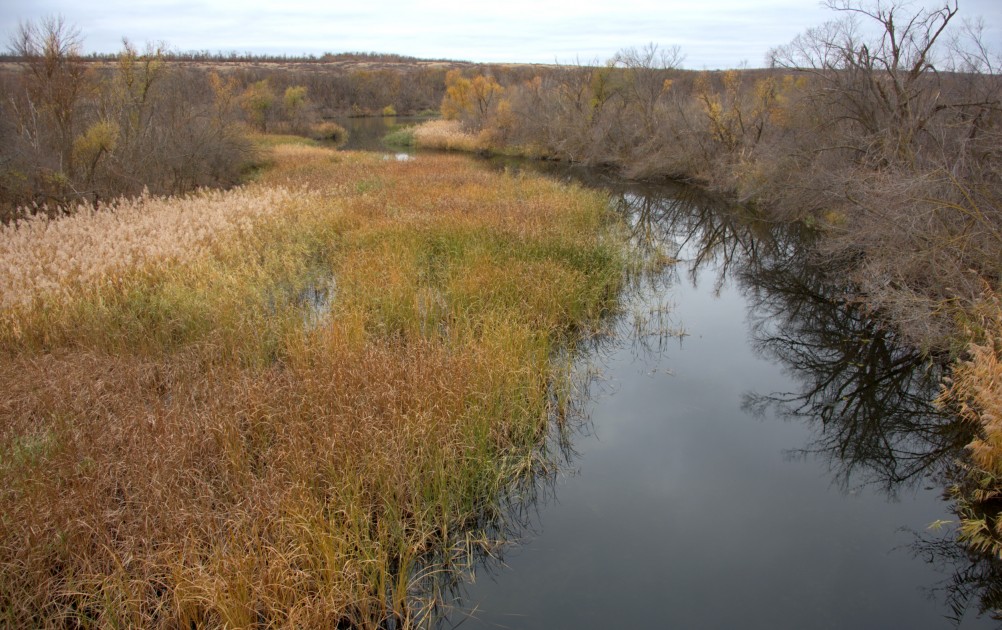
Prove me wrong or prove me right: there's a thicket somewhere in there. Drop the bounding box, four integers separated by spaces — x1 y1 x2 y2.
0 17 257 217
219 61 547 120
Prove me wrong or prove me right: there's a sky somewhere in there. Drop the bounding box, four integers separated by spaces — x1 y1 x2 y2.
3 0 1001 69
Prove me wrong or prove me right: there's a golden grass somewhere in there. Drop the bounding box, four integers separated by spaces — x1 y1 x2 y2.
411 120 490 153
0 145 627 627
0 187 302 310
937 291 1002 556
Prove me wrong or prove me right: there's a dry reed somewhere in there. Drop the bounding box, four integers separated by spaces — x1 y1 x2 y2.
937 291 1002 556
411 120 490 153
0 144 626 627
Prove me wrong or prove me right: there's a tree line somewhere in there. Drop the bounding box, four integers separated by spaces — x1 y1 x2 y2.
0 17 563 216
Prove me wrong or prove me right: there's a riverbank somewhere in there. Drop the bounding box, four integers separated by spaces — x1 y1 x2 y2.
403 112 1002 563
0 143 635 627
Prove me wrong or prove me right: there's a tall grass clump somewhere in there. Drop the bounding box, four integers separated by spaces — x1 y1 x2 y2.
938 292 1002 557
383 125 417 149
411 120 490 153
0 144 630 627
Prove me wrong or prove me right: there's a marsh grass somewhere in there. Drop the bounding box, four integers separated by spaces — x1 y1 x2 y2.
411 120 490 153
937 291 1002 557
0 145 629 627
383 126 417 149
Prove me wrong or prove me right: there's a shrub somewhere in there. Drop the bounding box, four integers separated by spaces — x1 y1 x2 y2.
382 125 416 148
309 121 349 145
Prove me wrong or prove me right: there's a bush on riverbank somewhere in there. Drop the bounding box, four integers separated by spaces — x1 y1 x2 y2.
0 144 631 627
938 291 1002 556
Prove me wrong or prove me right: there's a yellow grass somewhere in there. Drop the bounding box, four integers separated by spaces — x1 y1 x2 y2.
0 187 302 310
411 119 490 152
0 145 628 627
937 291 1002 556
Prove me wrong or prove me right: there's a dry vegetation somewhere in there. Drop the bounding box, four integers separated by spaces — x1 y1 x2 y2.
0 187 295 309
5 0 1002 594
938 291 1002 556
411 120 490 153
0 143 630 627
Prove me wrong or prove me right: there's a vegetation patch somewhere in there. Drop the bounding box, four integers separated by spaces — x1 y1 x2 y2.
0 145 632 627
412 119 490 153
382 125 417 149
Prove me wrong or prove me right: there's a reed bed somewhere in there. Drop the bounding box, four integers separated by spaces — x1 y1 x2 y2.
0 187 302 310
0 144 628 627
411 120 489 153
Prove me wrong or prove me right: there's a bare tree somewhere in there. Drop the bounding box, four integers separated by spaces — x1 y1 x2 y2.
8 15 89 177
613 43 684 129
769 1 962 166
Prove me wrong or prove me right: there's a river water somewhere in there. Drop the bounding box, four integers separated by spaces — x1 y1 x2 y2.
337 119 1002 628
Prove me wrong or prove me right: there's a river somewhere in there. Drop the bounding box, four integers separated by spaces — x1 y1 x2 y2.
338 118 1002 628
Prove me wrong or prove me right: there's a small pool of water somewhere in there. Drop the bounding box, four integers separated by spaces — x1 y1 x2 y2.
335 115 429 153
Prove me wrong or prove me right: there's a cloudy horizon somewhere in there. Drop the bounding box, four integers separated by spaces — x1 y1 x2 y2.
3 0 1001 69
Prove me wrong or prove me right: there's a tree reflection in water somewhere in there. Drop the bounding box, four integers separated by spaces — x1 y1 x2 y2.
608 176 1002 625
471 159 1002 626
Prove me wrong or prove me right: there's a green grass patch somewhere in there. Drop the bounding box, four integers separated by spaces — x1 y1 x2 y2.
383 125 416 149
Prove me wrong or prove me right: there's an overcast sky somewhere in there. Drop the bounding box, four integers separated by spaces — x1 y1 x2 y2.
3 0 1001 69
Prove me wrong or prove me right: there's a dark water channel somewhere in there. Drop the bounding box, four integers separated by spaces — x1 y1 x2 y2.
337 121 1002 628
336 115 428 152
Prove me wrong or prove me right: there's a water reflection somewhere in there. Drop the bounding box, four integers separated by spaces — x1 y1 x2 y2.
336 115 429 153
742 256 966 495
607 181 966 489
469 158 1002 624
324 127 1001 624
913 531 1002 624
610 178 999 625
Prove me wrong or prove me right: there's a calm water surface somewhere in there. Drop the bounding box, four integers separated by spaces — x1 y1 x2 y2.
447 174 999 629
339 120 1002 628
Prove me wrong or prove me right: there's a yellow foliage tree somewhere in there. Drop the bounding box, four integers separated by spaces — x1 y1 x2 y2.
441 70 472 120
72 120 118 184
441 71 503 129
240 80 276 132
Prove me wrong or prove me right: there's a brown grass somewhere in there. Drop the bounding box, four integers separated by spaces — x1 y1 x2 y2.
937 291 1002 556
0 143 627 627
411 120 490 153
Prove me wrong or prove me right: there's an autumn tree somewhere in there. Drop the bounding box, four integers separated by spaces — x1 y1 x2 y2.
282 85 311 132
240 79 276 131
441 70 472 120
8 16 90 182
441 70 503 129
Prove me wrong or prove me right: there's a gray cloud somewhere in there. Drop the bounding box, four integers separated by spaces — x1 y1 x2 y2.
2 0 998 68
